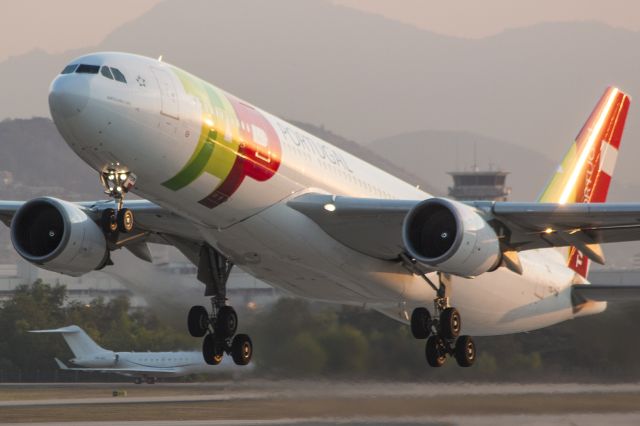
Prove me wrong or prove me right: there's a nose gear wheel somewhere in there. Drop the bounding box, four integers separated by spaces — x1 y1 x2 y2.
99 165 137 234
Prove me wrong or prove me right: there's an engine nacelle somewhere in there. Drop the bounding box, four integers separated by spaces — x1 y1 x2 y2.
11 197 108 276
402 197 501 277
71 351 117 368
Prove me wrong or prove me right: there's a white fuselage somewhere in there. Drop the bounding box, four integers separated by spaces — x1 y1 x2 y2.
48 52 605 337
72 350 229 377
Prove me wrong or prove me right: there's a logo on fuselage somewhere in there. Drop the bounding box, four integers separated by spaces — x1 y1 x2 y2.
161 69 281 208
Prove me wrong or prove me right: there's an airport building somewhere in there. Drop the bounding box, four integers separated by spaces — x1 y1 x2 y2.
448 169 511 201
0 245 279 310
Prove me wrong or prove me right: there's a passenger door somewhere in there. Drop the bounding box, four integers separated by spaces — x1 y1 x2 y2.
151 67 179 119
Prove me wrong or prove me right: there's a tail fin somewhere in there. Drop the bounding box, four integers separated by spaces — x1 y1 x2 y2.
30 325 107 358
538 86 631 278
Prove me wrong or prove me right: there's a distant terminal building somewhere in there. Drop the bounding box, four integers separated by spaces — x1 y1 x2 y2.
448 169 511 201
0 246 279 311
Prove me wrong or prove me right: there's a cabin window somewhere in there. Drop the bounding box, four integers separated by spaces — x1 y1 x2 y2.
76 64 100 74
61 64 78 74
111 67 127 83
100 66 114 80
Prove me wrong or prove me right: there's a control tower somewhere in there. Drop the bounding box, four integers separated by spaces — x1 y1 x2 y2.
448 169 511 201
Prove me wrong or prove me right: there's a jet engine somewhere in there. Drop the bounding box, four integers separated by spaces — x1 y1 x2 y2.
71 352 118 368
11 197 108 276
402 197 501 277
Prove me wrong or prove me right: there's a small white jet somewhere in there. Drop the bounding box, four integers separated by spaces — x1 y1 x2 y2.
31 325 238 384
3 52 640 369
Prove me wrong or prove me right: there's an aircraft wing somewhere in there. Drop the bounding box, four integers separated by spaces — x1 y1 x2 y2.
288 193 640 260
0 199 203 261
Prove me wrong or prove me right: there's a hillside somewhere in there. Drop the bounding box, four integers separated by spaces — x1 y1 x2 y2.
1 1 640 192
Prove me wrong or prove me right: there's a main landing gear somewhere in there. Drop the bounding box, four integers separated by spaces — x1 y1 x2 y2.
133 376 156 385
99 164 137 235
405 264 476 368
187 246 253 366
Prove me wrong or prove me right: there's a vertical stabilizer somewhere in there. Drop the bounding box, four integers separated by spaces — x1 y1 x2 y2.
30 325 107 358
538 87 630 278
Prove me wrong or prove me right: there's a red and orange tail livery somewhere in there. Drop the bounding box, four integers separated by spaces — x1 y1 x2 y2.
538 87 630 278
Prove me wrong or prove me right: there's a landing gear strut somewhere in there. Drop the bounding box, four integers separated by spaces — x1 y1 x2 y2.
402 254 476 368
99 164 137 234
187 245 253 366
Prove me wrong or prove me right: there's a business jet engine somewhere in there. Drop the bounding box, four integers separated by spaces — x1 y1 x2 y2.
11 197 109 276
402 197 501 277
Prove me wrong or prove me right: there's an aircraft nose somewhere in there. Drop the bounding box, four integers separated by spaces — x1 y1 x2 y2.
48 74 90 118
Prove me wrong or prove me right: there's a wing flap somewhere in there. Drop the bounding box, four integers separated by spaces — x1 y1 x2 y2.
480 201 640 250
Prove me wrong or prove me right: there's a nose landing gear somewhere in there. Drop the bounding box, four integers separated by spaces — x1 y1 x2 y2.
99 165 137 234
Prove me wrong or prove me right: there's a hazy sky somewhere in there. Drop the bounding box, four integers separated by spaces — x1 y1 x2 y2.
0 0 160 62
335 0 640 37
1 0 640 62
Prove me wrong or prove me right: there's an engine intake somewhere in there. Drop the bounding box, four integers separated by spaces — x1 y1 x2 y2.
11 197 108 276
402 198 501 277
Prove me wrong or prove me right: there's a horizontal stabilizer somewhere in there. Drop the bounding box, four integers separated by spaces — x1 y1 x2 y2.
30 326 81 334
54 358 69 370
572 284 640 302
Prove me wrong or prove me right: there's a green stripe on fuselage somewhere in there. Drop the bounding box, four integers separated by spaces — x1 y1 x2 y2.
162 67 241 191
162 129 216 190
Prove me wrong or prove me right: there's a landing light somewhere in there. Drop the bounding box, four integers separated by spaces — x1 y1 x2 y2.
120 174 127 181
323 203 336 212
108 174 115 180
544 227 554 234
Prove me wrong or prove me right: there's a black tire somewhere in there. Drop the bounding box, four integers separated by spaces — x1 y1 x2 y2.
215 306 238 338
454 335 476 367
425 335 447 367
440 307 461 339
101 208 118 234
187 305 209 337
410 307 432 339
202 334 225 365
117 208 134 233
231 334 253 366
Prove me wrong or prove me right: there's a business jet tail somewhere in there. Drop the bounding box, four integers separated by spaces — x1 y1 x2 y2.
30 325 107 358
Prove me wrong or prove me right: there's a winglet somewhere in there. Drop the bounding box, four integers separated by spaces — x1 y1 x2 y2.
538 87 631 278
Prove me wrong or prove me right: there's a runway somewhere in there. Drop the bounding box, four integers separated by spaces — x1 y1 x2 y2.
2 381 640 425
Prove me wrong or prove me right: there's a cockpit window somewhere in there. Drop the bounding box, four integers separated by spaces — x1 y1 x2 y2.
100 66 114 80
76 64 100 74
61 64 78 74
110 67 127 83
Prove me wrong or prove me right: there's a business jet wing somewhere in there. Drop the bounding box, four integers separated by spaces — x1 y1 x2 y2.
53 358 182 375
288 194 640 261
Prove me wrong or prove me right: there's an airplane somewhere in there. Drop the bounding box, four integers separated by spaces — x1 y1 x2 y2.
2 51 640 369
30 325 242 384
